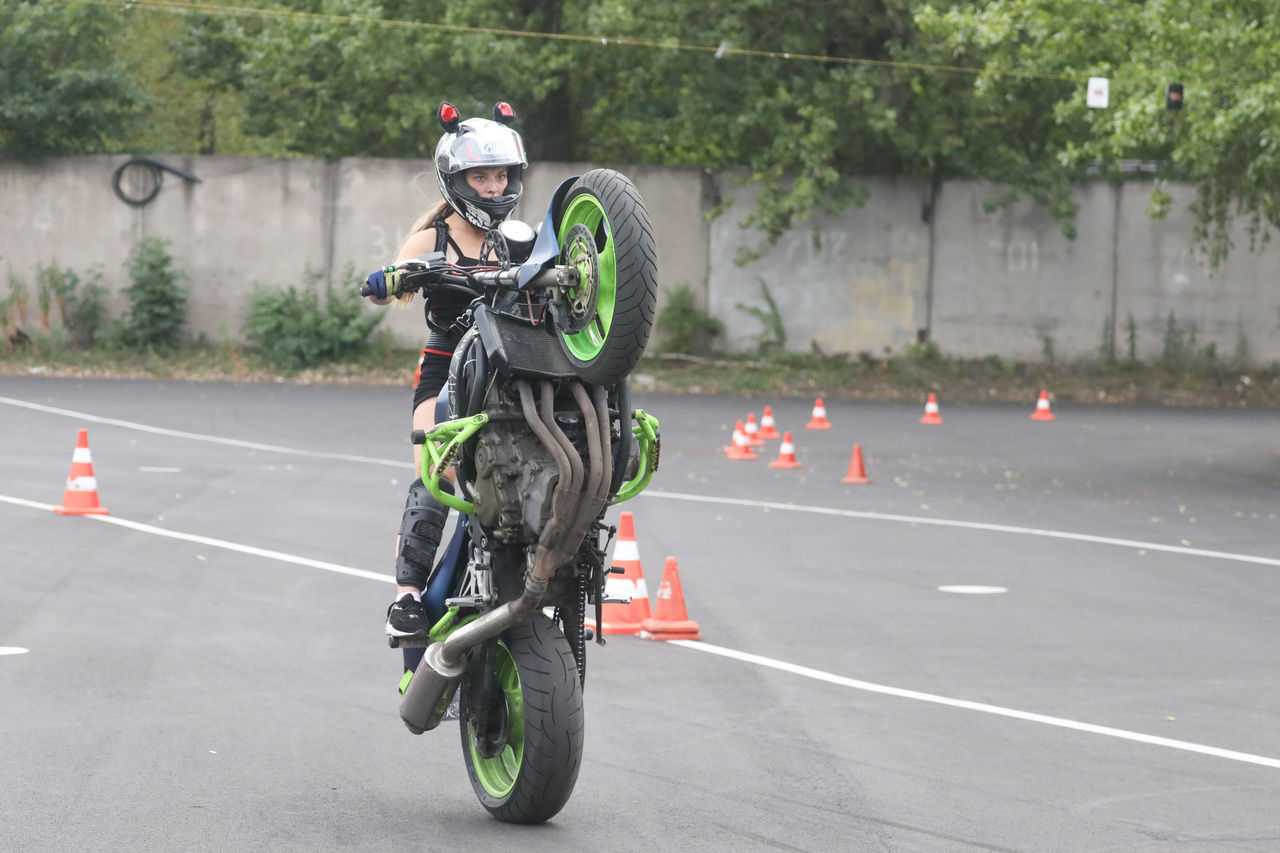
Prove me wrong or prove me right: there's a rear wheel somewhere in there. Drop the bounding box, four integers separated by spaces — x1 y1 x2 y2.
554 169 658 385
459 613 584 823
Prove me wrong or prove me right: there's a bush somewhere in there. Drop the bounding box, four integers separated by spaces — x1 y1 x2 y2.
243 266 384 372
655 284 723 354
124 237 188 350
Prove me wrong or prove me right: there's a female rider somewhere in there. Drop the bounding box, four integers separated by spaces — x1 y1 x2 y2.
364 102 528 638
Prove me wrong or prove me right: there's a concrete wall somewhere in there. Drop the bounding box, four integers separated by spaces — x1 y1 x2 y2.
2 155 1277 362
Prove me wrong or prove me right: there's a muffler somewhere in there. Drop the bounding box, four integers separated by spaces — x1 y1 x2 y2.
399 378 613 734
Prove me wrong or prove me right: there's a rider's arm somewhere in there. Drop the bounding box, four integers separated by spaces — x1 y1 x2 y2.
365 227 440 304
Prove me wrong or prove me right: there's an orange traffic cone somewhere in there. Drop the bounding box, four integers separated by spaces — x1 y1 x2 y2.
919 393 943 425
743 413 765 446
54 429 109 515
639 557 702 641
769 431 803 469
841 443 871 484
589 512 650 635
725 420 758 460
806 397 832 430
758 405 781 439
1030 390 1055 421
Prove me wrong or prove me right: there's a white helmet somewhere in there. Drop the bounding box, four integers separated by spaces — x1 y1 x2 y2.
434 101 528 230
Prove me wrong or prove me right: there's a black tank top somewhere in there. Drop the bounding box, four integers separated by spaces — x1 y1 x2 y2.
425 219 478 333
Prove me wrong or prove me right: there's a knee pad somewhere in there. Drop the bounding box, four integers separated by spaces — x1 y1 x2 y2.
395 478 454 589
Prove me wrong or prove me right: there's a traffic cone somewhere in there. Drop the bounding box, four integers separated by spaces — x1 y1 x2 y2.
743 413 765 446
589 512 650 635
769 431 803 469
1030 390 1056 421
725 420 758 460
639 557 702 641
758 405 781 439
806 397 832 430
54 429 109 515
841 443 871 484
919 393 943 425
723 420 744 455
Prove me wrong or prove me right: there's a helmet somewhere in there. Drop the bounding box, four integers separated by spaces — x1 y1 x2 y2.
434 101 528 230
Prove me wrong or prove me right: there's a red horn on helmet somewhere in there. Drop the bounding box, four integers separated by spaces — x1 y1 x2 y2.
438 102 460 133
492 102 516 125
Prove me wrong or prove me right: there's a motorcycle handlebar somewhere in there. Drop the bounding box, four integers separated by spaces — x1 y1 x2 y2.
361 264 566 299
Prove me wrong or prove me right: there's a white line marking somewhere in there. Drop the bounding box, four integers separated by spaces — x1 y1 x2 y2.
644 490 1280 568
938 585 1007 594
0 647 30 656
0 395 409 468
138 466 182 473
2 492 1276 770
7 393 1276 570
0 494 394 585
668 640 1280 770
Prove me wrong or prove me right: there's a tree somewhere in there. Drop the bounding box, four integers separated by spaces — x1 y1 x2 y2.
0 2 142 158
909 0 1280 262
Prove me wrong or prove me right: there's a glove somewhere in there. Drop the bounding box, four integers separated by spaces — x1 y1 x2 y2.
364 265 402 299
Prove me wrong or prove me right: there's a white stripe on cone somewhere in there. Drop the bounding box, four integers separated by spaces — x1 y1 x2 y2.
612 538 640 561
65 476 98 491
72 447 93 463
604 576 647 600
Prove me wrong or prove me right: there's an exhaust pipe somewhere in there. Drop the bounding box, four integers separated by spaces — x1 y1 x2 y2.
400 379 612 734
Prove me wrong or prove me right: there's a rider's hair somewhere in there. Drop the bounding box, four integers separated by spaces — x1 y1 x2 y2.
391 194 453 306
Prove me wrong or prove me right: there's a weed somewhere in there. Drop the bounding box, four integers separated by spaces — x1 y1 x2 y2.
655 283 723 355
243 264 384 372
1099 315 1116 364
123 237 188 351
735 278 786 353
905 339 941 361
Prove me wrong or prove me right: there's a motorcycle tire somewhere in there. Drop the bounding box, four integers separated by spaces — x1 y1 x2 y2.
554 169 658 386
459 613 584 824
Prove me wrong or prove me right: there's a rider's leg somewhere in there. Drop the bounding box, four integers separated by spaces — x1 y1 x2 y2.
386 393 454 637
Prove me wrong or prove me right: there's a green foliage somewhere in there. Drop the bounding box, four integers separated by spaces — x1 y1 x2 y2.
20 0 1280 262
5 267 29 329
914 1 1280 263
64 268 109 348
655 284 723 354
0 3 142 157
1099 315 1116 365
123 237 188 351
243 266 385 372
905 339 941 362
735 278 786 353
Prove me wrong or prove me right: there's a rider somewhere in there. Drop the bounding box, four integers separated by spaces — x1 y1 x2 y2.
364 102 528 638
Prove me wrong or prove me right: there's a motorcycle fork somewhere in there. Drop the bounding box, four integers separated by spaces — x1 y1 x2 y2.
465 638 507 759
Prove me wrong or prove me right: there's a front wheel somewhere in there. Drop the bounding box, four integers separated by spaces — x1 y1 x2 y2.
459 613 584 823
555 169 658 385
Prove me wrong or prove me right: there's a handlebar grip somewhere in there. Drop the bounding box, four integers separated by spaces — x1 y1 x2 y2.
360 284 373 297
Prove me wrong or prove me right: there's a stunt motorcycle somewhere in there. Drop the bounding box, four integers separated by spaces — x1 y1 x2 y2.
363 168 660 823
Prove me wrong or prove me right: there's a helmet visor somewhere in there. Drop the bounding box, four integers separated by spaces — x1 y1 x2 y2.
437 121 527 174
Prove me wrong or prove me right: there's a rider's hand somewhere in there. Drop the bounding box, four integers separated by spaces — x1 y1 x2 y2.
365 266 402 300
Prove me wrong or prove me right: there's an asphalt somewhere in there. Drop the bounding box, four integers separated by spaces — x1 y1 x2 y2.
2 376 1278 852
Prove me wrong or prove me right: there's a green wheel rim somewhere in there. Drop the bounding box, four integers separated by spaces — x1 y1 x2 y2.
557 193 617 361
469 642 525 798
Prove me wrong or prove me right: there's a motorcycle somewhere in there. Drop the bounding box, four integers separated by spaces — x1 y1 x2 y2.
362 169 661 823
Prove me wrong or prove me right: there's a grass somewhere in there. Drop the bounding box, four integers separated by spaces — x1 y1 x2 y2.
2 341 1278 408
